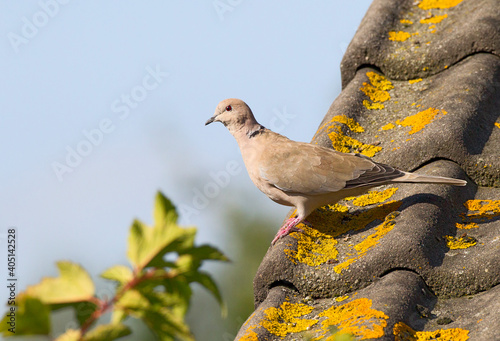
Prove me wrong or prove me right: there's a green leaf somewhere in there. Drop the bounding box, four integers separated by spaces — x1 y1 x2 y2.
140 307 194 341
111 308 127 324
25 261 95 304
100 265 133 285
50 301 98 327
127 219 180 269
117 289 193 341
180 244 229 262
187 271 226 316
116 289 149 311
127 201 198 270
82 323 131 341
0 294 50 336
153 191 178 227
54 329 81 341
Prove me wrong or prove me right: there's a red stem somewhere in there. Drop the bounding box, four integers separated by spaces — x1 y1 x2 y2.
78 268 173 337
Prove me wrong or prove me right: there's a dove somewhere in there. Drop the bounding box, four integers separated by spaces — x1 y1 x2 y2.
205 98 467 245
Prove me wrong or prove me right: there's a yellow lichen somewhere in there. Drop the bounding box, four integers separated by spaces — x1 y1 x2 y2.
361 72 394 110
418 0 463 10
329 203 350 213
456 222 478 229
314 298 389 340
400 19 414 24
284 225 339 267
389 31 412 41
314 114 365 141
420 14 448 24
336 296 349 302
409 78 423 84
381 123 395 131
396 107 447 135
361 76 392 108
394 321 469 341
328 115 365 133
463 200 500 220
239 329 259 341
366 72 394 91
261 302 318 337
328 127 382 157
360 83 391 103
363 100 385 110
334 209 401 274
495 122 500 129
444 235 477 249
353 212 398 253
351 188 399 207
286 198 401 271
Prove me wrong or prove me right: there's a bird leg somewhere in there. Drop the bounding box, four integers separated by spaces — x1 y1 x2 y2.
272 216 304 245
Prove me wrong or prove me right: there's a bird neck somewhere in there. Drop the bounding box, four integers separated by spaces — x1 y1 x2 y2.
229 121 264 140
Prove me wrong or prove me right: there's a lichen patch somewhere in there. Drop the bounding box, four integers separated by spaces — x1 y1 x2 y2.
393 321 469 340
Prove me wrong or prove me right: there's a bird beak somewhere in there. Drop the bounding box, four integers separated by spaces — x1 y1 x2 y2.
205 116 215 126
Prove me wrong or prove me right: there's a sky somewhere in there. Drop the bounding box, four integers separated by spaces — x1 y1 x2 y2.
0 0 373 338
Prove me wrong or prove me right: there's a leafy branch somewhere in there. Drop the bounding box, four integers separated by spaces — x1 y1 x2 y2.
1 192 228 341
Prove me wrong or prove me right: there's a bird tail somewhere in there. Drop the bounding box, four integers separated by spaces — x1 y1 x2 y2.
392 172 467 186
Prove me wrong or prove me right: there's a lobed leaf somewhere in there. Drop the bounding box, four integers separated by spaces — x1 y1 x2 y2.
82 323 131 341
25 261 95 304
54 329 81 341
100 265 133 285
0 294 50 336
186 271 226 316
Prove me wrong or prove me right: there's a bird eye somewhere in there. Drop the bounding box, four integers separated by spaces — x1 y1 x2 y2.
226 105 232 112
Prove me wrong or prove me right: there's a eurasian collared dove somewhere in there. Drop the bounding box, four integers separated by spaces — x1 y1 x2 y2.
206 98 467 245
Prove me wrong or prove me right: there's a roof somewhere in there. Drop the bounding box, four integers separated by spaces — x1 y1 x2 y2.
235 0 500 340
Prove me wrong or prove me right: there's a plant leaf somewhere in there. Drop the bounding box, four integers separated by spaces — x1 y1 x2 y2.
0 294 50 336
180 244 229 262
54 329 81 341
187 271 226 316
153 191 178 227
100 265 133 285
25 261 95 304
127 195 197 270
50 300 98 327
117 289 193 341
82 323 131 341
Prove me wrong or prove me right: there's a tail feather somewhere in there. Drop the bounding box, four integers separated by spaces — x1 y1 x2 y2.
393 172 467 186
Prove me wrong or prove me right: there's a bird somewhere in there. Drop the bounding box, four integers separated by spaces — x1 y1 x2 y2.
205 98 467 245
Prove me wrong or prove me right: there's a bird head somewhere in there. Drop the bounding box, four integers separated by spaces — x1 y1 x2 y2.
205 98 259 135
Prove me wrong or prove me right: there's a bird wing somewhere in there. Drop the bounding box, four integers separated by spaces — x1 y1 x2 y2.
257 133 392 195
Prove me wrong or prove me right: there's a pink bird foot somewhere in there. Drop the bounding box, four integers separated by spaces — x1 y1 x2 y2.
272 217 305 245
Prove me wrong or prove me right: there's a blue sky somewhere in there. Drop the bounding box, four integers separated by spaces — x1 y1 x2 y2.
0 0 373 335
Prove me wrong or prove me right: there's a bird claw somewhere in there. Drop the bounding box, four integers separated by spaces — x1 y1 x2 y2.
271 217 305 245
